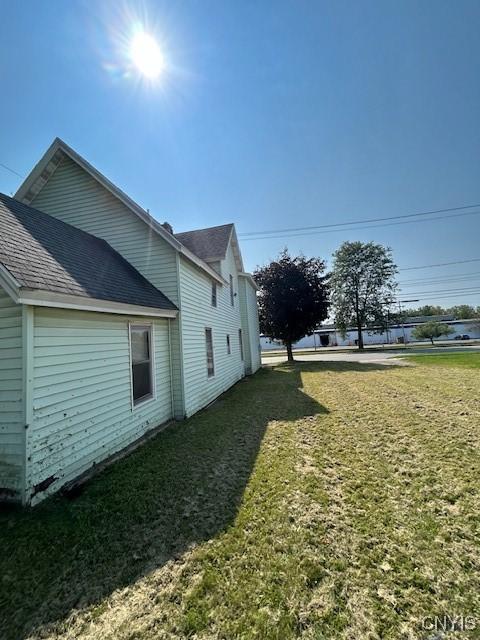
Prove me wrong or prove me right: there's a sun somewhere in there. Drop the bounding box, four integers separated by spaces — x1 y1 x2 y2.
129 31 164 79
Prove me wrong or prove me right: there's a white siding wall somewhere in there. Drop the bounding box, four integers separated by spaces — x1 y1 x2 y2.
238 277 261 375
245 280 261 373
28 308 172 504
29 154 184 418
179 242 244 417
238 278 252 373
0 288 24 500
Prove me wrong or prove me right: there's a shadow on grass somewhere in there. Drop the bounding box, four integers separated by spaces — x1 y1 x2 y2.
268 360 402 373
0 365 329 639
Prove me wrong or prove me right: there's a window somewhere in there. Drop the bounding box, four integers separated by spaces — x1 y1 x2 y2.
239 328 244 361
205 328 215 377
230 274 234 306
130 324 154 405
226 334 231 354
211 281 217 307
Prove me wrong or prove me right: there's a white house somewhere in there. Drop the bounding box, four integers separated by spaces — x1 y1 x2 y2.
0 138 260 505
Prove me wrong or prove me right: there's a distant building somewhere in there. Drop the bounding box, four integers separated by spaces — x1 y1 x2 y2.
261 315 480 350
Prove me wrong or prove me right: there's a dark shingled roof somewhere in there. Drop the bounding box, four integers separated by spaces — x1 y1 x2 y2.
0 193 177 311
175 223 233 262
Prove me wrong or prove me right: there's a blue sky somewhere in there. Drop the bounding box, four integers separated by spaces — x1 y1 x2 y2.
1 0 479 308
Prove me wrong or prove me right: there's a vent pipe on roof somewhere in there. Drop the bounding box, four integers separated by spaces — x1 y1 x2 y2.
162 221 173 234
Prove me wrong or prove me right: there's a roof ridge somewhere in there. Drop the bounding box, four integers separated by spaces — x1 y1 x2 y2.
15 138 226 284
175 222 234 236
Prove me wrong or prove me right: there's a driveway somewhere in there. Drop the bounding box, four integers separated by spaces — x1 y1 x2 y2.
262 344 480 366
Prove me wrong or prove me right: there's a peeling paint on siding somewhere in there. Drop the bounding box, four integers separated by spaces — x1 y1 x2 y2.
29 155 184 420
28 308 172 504
0 287 24 500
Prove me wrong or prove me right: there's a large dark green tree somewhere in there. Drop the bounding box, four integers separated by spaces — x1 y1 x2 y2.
254 250 329 362
330 241 398 350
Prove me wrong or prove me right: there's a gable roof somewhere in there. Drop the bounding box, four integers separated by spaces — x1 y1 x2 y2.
15 138 226 284
175 224 234 262
0 193 177 316
175 223 244 272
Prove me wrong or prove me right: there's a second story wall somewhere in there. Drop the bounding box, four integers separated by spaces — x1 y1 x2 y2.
29 154 185 418
29 154 179 305
238 277 261 374
179 241 244 417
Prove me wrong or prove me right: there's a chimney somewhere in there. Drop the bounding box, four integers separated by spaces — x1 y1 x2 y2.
162 221 173 235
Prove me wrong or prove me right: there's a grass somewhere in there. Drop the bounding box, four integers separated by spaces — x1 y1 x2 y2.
402 352 480 369
1 360 480 639
261 340 480 357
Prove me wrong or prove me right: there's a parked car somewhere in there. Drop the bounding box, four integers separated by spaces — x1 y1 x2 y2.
454 334 470 340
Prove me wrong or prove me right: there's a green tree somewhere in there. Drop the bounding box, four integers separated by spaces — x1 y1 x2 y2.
406 305 446 317
447 305 478 319
411 321 454 344
254 250 329 362
330 241 397 350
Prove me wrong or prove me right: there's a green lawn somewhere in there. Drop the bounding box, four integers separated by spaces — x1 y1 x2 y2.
402 352 480 369
1 360 480 639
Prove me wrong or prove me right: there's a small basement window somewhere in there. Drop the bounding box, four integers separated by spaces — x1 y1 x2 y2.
211 281 217 307
130 324 154 405
226 334 231 354
206 328 215 377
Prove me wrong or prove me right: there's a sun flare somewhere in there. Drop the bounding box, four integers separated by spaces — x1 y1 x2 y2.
129 31 164 79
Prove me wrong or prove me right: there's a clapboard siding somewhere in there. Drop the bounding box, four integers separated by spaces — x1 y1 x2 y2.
238 277 261 375
247 281 261 373
30 154 184 418
0 288 24 499
30 156 178 302
179 242 244 417
29 308 172 504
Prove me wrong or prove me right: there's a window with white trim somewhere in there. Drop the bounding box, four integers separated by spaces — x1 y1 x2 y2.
239 328 244 361
205 328 215 377
229 274 234 306
130 324 154 405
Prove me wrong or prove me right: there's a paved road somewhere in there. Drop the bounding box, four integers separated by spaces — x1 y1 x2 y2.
262 344 480 366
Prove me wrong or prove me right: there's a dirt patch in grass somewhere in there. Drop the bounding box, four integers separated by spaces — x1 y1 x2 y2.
1 361 479 639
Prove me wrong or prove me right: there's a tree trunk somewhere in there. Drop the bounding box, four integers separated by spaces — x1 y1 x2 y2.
286 341 294 362
356 321 364 350
355 294 364 350
430 337 434 345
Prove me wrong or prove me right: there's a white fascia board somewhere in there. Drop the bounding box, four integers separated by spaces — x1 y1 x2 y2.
16 289 178 318
238 272 260 291
15 138 225 285
228 226 245 273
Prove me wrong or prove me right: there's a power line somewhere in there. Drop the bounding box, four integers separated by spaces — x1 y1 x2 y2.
396 291 480 302
399 275 480 288
398 285 480 297
0 161 24 179
399 258 480 272
399 270 480 285
238 203 480 238
239 209 480 241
